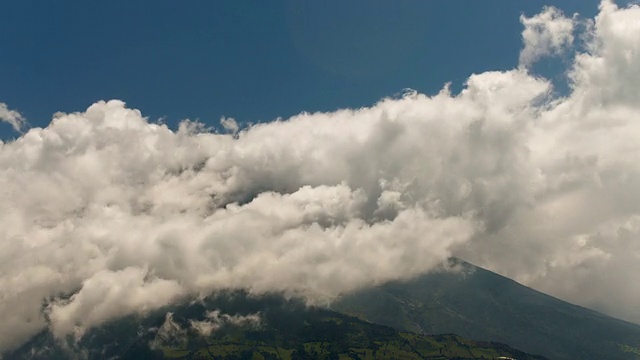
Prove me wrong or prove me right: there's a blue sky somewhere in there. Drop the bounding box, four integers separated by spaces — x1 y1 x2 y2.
0 1 601 136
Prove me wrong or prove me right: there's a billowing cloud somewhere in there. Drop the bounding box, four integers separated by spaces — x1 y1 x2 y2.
1 0 640 353
458 0 640 323
519 6 575 67
0 97 478 350
0 102 26 132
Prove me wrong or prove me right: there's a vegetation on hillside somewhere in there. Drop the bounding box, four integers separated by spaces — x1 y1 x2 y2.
6 292 545 360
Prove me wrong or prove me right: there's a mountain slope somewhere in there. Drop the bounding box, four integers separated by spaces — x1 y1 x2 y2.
4 292 545 360
331 259 640 360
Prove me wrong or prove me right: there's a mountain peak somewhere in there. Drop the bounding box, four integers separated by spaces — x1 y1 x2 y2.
332 259 640 360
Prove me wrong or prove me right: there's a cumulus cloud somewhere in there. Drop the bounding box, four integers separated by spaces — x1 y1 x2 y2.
519 6 576 67
0 102 26 132
459 0 640 323
0 98 476 351
1 0 640 352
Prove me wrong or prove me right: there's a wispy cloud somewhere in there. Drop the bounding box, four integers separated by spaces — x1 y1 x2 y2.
0 102 26 133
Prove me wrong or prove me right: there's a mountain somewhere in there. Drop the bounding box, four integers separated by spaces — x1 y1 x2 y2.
8 260 640 360
331 259 640 360
5 292 545 360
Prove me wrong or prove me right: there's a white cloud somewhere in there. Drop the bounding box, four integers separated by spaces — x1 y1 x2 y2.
47 267 184 339
220 117 239 134
0 102 26 132
149 312 188 349
459 0 640 323
2 0 640 352
0 98 476 351
190 310 261 337
519 7 575 68
148 310 261 348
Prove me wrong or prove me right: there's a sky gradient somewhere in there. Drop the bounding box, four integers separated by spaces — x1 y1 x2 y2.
1 0 601 135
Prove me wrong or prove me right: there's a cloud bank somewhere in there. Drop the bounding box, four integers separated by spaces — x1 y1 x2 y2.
1 0 640 352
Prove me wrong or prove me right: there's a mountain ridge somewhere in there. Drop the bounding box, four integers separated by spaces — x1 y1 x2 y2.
331 258 640 360
5 260 640 359
3 291 547 360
